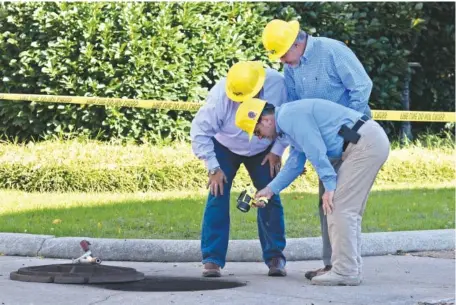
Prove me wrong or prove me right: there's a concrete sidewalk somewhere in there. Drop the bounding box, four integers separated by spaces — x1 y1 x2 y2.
0 254 454 305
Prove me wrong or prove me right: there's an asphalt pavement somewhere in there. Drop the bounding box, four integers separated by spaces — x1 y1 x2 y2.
0 253 454 305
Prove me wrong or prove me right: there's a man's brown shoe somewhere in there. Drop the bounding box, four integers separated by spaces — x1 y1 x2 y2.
305 265 332 280
202 262 221 277
268 257 287 276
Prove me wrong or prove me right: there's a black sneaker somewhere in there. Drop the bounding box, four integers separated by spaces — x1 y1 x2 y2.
305 265 332 280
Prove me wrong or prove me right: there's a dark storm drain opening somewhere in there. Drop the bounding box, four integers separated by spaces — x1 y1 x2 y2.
92 276 247 292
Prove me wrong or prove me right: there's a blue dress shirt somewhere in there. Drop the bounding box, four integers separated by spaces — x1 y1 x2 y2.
268 98 364 194
284 36 372 117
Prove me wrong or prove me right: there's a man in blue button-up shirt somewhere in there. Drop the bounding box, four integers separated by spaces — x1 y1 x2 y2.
263 19 374 279
235 98 390 285
190 61 289 277
263 19 373 116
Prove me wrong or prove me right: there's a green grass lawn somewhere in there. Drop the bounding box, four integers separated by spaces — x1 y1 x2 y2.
1 182 454 239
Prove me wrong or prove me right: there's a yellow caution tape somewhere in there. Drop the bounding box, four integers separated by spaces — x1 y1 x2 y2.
0 93 454 122
372 110 455 122
0 93 202 111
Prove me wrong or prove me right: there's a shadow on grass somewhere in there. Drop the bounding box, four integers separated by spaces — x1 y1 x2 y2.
0 186 454 240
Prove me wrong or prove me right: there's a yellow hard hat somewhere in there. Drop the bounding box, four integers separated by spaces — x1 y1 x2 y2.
235 98 266 140
262 19 300 61
226 61 266 102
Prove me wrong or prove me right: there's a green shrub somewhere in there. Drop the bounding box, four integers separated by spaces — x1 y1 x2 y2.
410 3 455 114
0 2 453 142
0 140 453 192
0 2 277 142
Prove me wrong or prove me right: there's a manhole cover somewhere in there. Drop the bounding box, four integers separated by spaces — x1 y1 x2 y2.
10 264 145 284
93 276 246 292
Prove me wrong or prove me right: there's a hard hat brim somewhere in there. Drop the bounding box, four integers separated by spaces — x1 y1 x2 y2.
268 20 300 61
226 62 266 103
235 98 266 141
246 99 266 141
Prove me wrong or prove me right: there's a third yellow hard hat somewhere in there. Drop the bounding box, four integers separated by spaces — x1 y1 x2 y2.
235 98 266 141
262 19 300 61
226 61 266 103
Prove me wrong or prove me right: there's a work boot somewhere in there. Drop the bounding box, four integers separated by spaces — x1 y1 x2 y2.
304 265 332 280
311 270 361 286
268 257 287 276
202 262 221 277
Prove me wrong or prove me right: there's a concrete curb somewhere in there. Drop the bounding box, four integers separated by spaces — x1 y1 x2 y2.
0 233 54 257
0 229 454 262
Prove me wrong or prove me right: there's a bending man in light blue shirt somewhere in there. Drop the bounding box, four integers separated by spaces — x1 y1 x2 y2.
235 98 390 286
190 61 289 277
263 19 373 278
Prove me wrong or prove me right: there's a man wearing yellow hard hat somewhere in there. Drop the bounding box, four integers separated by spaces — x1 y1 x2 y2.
235 98 390 286
263 19 374 280
190 61 289 277
262 20 372 118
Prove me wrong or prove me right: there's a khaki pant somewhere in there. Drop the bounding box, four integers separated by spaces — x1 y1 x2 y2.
327 120 390 276
319 159 342 266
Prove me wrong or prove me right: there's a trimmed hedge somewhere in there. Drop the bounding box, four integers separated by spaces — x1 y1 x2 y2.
0 140 453 192
0 2 454 142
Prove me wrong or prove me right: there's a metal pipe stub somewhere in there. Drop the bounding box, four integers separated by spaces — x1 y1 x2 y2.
10 264 145 284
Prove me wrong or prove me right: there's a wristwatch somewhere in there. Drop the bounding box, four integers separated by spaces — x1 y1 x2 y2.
208 167 220 175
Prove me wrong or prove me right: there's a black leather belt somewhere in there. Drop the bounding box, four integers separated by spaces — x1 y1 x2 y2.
342 115 370 151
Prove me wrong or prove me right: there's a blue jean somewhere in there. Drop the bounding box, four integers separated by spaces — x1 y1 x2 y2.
201 139 286 268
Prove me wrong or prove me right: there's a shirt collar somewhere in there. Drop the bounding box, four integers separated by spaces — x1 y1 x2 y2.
287 34 314 69
258 87 264 99
300 35 315 64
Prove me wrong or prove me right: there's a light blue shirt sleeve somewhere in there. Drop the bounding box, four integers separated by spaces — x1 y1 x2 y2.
268 145 306 194
331 42 373 115
190 82 227 170
284 67 299 102
280 109 338 192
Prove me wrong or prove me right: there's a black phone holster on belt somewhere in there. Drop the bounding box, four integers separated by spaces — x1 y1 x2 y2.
339 115 370 151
